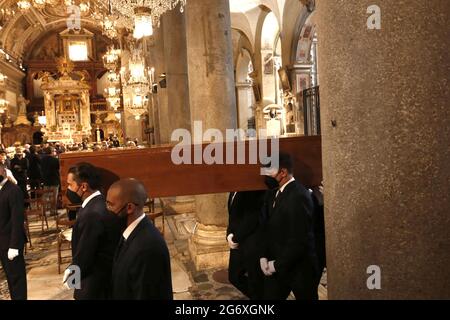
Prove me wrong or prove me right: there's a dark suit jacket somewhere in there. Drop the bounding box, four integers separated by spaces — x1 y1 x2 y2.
27 153 42 180
71 194 122 300
10 157 28 183
227 191 265 245
112 217 173 300
258 181 319 283
0 181 27 251
40 155 60 186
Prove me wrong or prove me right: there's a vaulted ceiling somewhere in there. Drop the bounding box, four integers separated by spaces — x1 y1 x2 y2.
0 0 314 67
0 0 109 62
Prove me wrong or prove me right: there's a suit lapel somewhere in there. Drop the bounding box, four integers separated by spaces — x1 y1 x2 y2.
271 181 297 214
114 217 149 262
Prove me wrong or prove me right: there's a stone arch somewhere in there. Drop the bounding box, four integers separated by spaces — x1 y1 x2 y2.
235 48 256 134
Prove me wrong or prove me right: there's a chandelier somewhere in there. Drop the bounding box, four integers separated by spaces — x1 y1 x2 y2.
123 46 149 87
17 0 32 11
133 7 153 39
121 45 150 120
110 0 187 28
107 70 120 83
99 0 120 39
101 15 119 39
102 46 121 71
103 69 122 111
123 85 148 120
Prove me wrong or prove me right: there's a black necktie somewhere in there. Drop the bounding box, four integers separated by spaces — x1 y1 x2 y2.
114 236 126 261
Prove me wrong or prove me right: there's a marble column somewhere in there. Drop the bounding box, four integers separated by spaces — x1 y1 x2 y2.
162 5 191 136
161 4 196 208
146 24 166 145
185 0 237 270
317 1 450 299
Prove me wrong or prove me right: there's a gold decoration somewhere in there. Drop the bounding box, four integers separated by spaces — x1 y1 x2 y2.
56 56 75 77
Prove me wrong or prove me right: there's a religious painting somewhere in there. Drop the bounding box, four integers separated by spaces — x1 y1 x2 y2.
264 53 274 74
296 73 311 93
303 25 313 39
30 33 60 60
278 67 292 92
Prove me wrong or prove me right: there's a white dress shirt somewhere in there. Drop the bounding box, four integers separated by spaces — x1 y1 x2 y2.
279 177 295 193
123 213 146 240
82 190 101 208
273 177 296 207
0 177 8 190
230 192 237 205
6 169 17 185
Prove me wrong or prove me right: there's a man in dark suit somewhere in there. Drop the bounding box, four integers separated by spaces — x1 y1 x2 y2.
0 163 27 300
63 162 122 300
227 190 265 299
10 148 29 204
27 146 42 195
41 147 60 212
107 178 173 300
259 152 320 300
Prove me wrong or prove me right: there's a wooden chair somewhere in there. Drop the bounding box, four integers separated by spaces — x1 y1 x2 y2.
56 194 80 274
42 188 58 220
24 192 49 247
144 198 165 237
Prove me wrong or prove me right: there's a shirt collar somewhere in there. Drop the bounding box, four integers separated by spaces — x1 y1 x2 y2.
279 177 295 193
123 214 146 240
81 190 102 208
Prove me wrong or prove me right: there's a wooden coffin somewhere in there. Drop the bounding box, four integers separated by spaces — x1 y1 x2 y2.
59 136 322 197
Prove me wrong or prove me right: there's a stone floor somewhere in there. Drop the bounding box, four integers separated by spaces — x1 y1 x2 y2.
0 203 327 300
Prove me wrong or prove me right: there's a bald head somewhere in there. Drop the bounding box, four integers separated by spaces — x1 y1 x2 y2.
108 178 148 209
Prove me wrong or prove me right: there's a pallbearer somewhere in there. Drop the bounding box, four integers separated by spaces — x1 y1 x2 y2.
107 178 173 300
227 190 265 299
258 153 320 300
63 162 122 300
0 163 27 300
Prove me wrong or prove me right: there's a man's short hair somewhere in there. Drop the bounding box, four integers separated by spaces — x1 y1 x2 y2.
262 152 294 174
68 162 101 190
279 152 294 174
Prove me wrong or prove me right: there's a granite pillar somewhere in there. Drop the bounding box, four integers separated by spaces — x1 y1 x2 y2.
317 0 450 299
185 0 237 270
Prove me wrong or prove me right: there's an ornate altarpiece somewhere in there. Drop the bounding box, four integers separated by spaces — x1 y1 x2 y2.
40 57 91 144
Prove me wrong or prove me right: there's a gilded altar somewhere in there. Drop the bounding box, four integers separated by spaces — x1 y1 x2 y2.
40 57 91 144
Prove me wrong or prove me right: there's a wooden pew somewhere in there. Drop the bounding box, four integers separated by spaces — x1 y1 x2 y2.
59 136 322 197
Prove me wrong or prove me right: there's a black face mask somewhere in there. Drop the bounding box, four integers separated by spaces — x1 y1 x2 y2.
108 204 128 227
116 205 128 219
66 188 82 204
264 176 279 190
0 175 4 182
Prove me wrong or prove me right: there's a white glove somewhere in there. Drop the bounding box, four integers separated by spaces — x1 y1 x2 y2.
260 258 272 276
227 233 239 250
267 260 276 274
7 248 19 261
62 268 72 290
